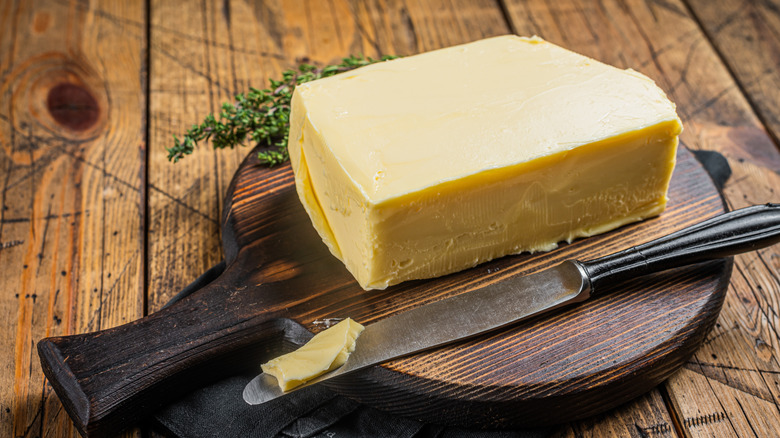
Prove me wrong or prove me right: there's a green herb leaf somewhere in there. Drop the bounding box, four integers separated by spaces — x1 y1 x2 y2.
167 54 399 166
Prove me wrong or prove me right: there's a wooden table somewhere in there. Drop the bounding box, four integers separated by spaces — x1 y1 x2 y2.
2 0 779 437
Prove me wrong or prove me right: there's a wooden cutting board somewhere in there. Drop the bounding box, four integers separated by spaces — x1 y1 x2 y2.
38 145 730 436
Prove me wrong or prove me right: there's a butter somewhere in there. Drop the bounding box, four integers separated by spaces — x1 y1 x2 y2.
288 35 681 290
261 318 364 391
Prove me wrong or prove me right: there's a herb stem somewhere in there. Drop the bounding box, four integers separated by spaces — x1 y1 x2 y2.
167 54 398 166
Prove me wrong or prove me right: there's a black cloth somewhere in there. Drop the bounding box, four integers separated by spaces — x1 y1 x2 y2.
152 151 731 438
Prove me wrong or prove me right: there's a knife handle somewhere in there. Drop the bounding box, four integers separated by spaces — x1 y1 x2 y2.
36 265 307 438
580 203 780 295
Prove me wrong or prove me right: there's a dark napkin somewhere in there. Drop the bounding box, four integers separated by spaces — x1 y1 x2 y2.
152 150 731 438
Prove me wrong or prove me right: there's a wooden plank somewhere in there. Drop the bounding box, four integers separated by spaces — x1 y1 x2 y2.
686 0 780 149
501 0 780 436
550 391 679 437
0 0 146 437
148 0 262 312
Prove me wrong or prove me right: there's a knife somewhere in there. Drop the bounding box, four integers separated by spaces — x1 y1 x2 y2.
244 203 780 405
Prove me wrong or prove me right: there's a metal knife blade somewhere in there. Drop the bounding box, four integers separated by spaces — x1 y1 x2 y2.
243 260 591 405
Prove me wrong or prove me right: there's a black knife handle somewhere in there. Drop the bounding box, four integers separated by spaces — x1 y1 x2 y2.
579 203 780 295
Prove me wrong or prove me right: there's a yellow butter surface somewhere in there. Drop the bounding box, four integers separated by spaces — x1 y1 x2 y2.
261 318 364 391
288 35 681 290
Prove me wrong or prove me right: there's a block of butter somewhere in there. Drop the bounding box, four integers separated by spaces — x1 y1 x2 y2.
261 318 364 391
288 35 681 290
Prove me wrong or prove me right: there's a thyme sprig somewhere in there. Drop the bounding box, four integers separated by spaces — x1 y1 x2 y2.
168 54 398 166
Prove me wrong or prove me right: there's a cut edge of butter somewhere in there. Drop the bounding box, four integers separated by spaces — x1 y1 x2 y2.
261 318 365 392
291 140 343 260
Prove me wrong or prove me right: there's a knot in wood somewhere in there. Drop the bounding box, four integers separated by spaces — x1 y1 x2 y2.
46 83 100 131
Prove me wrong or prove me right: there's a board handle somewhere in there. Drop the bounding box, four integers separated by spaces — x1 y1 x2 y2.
580 203 780 295
36 266 299 437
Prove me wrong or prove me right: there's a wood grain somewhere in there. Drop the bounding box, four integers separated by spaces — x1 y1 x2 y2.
2 0 779 436
500 0 780 435
687 0 780 151
148 0 249 312
0 0 146 437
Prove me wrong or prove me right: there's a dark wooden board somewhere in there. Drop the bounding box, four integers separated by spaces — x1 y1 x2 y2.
37 145 730 436
224 143 731 426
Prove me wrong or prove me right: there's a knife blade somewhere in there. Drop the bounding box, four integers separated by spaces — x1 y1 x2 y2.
244 260 589 404
244 203 780 405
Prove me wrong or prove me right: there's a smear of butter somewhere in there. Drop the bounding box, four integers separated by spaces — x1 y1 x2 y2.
261 318 365 391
